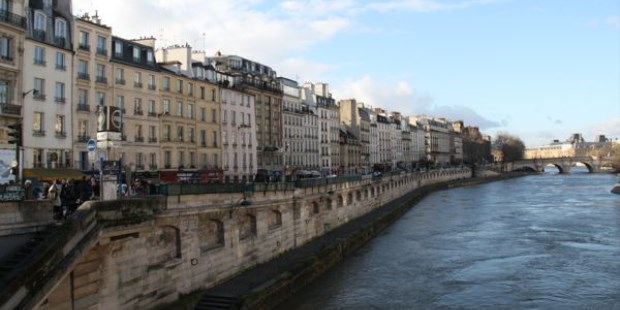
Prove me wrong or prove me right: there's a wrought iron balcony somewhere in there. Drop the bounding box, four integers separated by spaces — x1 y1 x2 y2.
77 135 90 143
78 73 90 81
54 131 67 138
77 104 90 112
96 48 107 56
135 136 144 142
147 111 157 117
115 78 125 85
32 29 46 41
0 9 26 29
148 137 157 143
78 43 90 51
134 82 143 88
148 84 156 90
54 97 66 104
0 104 21 116
96 76 107 84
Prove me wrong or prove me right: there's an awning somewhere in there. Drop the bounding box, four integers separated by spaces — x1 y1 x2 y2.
23 168 88 181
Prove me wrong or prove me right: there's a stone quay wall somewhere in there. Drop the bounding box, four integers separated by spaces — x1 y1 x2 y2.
16 169 471 310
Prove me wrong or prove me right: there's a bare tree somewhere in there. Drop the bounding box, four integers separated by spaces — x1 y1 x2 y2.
493 132 525 162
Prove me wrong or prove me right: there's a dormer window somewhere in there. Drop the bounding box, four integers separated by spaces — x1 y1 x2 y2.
1 0 9 12
54 18 66 39
147 50 154 63
133 46 140 61
114 41 122 57
34 11 46 31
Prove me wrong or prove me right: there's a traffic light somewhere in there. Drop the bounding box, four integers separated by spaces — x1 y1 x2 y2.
7 123 21 146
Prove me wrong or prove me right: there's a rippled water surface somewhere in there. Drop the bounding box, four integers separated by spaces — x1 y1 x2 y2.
279 170 620 309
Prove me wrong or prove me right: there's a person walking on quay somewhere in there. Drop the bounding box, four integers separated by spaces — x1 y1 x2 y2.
78 176 90 204
23 180 33 200
48 179 62 221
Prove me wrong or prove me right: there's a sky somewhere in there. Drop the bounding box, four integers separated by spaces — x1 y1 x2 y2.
74 0 620 147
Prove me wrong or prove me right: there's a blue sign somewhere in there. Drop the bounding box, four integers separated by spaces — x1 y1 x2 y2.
87 139 97 152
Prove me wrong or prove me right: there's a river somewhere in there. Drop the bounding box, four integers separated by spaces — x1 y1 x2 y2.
278 169 620 309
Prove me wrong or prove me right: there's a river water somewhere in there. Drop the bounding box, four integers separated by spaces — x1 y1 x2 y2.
278 169 620 309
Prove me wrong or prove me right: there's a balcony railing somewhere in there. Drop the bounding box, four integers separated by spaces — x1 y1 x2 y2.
77 135 90 143
0 9 27 29
32 29 46 41
34 58 45 66
54 36 66 47
55 131 67 138
135 136 144 142
77 73 90 80
77 104 90 112
32 130 45 137
0 104 21 116
96 76 107 84
115 78 125 85
0 55 12 62
78 43 90 51
54 97 65 104
134 109 143 116
96 48 107 56
134 82 143 88
55 64 66 70
33 94 46 101
148 137 157 143
148 84 156 90
147 111 157 117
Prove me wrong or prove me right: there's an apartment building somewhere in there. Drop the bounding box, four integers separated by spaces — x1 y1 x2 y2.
280 77 304 175
109 36 160 171
0 0 26 164
301 82 339 175
206 53 283 172
22 0 73 169
71 13 110 170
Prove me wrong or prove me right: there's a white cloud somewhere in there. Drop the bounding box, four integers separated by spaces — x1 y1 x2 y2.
332 75 501 129
589 117 620 138
365 0 507 12
606 15 620 29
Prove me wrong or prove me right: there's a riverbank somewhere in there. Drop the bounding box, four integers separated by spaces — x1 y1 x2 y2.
174 172 529 310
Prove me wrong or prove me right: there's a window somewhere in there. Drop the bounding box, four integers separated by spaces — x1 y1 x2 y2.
148 74 155 90
33 112 43 133
149 126 156 140
200 86 205 99
34 11 46 31
96 64 106 83
34 78 45 98
0 80 8 104
0 0 8 11
187 83 193 96
134 98 142 113
134 72 142 87
162 77 170 91
189 128 195 143
211 108 217 123
55 115 65 136
78 89 87 105
0 36 11 61
178 151 185 167
96 36 106 55
187 103 193 119
54 18 66 41
147 50 154 63
132 46 140 61
211 89 216 101
55 52 65 70
201 130 206 146
200 107 206 122
176 79 182 93
163 125 171 141
163 99 170 113
116 95 125 111
54 82 65 103
114 40 122 56
78 120 88 137
176 101 183 116
96 91 105 105
164 151 171 168
79 31 89 49
115 68 124 84
34 46 45 65
150 153 157 168
148 100 155 114
77 59 89 79
212 131 218 147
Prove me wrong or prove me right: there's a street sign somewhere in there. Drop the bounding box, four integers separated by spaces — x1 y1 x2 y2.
87 139 96 152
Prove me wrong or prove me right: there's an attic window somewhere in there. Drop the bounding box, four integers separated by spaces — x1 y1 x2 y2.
133 46 140 61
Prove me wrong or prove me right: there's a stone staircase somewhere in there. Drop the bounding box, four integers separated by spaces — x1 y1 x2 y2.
194 295 241 310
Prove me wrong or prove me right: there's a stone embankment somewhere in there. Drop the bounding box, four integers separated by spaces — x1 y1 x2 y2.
187 171 526 310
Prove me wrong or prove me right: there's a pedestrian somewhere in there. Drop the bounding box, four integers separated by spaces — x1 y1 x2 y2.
23 180 33 200
48 179 62 221
78 176 90 204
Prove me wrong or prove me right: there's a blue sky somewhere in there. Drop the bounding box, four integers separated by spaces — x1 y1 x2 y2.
75 0 620 147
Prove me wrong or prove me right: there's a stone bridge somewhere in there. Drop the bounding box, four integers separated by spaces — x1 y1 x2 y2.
510 156 610 174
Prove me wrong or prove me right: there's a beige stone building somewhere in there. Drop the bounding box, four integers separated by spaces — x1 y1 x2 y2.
22 0 73 169
109 36 160 171
0 0 26 180
206 53 283 172
72 13 111 170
